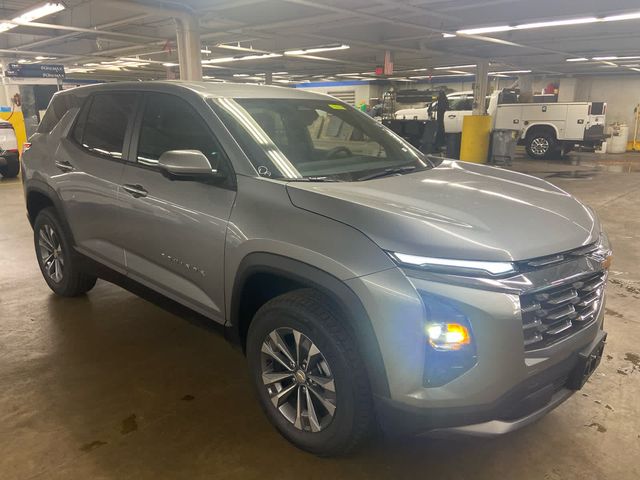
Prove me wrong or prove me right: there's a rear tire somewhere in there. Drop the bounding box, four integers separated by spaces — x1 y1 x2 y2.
246 289 374 456
33 207 97 296
0 157 19 178
526 131 556 159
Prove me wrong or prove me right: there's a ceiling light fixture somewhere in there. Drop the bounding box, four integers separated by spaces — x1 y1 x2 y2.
515 17 598 30
457 10 640 36
202 52 282 64
566 57 589 62
442 33 456 38
489 69 532 74
602 11 640 22
629 67 640 72
162 62 178 67
0 2 65 33
434 64 477 70
284 44 349 55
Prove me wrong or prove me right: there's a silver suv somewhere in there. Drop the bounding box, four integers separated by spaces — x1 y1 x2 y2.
22 81 610 456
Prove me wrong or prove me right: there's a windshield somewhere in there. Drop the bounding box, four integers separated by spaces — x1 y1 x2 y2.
209 98 430 181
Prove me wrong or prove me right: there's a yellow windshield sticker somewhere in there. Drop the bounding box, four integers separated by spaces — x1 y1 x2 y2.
328 103 346 110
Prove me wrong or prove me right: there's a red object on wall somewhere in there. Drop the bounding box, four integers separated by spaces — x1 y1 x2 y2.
375 66 384 76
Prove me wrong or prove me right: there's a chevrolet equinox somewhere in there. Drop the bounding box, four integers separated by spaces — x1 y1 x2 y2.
22 81 610 456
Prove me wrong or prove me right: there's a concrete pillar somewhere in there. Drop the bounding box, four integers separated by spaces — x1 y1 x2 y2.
175 15 202 81
264 71 272 85
518 74 533 102
473 61 489 115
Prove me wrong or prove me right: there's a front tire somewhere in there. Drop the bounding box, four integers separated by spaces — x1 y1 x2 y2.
246 289 374 456
526 131 557 159
33 207 97 296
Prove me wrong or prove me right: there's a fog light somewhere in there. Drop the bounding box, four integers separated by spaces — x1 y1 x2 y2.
426 322 471 351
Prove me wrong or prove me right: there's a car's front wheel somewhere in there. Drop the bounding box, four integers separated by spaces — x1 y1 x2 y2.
246 289 373 456
33 207 97 296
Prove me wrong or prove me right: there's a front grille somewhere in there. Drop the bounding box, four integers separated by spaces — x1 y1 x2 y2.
520 271 606 350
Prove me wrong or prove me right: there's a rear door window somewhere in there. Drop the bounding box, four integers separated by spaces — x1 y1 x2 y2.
71 92 136 159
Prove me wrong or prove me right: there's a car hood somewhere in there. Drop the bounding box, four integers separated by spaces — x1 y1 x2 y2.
286 160 600 262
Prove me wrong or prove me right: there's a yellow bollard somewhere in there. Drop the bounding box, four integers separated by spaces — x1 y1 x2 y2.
460 115 491 163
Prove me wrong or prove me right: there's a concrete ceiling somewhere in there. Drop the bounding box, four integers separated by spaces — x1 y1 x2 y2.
1 0 640 83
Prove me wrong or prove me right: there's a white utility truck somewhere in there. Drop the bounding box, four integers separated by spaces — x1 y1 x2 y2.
396 90 607 159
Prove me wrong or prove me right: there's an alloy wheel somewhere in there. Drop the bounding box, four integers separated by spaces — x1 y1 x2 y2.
531 137 550 156
38 224 64 283
260 327 337 432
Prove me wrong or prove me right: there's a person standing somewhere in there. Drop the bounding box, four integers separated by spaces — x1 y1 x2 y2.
435 90 449 148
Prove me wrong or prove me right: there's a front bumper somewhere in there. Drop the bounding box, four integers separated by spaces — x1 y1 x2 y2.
373 329 605 436
345 246 609 436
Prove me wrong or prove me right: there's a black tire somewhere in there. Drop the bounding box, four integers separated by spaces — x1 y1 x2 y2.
246 289 374 456
525 130 556 159
33 207 97 296
0 157 19 178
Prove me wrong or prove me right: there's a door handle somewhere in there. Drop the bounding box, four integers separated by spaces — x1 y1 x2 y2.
448 114 457 118
55 160 74 172
122 184 148 198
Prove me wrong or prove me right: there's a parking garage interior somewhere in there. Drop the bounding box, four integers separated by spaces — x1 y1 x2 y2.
1 1 640 479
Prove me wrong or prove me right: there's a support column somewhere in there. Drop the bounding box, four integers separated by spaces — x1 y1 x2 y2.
473 61 489 115
175 15 202 81
264 71 272 85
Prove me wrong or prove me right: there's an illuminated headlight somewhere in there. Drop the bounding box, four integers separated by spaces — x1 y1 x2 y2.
426 323 472 351
421 293 477 387
389 252 516 277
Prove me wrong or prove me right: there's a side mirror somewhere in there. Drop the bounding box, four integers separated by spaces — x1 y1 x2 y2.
157 150 224 180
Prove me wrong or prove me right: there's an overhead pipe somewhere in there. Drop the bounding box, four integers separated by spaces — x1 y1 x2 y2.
103 0 203 81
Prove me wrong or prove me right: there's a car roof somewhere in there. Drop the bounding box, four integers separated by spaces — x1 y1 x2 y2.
55 80 332 101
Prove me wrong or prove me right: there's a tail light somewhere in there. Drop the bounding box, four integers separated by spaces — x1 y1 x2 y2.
22 142 31 151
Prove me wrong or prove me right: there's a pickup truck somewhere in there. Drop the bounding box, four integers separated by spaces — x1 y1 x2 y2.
442 91 607 159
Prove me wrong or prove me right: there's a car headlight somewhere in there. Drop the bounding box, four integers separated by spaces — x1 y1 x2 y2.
389 251 517 277
421 293 477 387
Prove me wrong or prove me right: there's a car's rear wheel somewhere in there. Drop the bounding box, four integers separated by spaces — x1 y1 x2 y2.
0 157 19 178
526 131 556 159
34 207 97 296
246 289 373 456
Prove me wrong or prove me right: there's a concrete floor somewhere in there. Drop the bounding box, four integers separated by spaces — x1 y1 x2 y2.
1 151 639 480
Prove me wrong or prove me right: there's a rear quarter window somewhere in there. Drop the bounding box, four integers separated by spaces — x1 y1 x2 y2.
37 94 82 134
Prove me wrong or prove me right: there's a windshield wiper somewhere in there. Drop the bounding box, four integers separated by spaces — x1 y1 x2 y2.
288 176 342 182
357 165 417 181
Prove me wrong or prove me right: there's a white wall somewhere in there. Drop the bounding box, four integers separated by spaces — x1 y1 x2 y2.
575 75 640 128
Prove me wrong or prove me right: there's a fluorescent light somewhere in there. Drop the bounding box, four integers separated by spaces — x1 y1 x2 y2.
13 2 65 23
233 73 250 77
35 55 56 60
201 48 211 54
457 25 514 35
284 44 349 55
489 69 531 74
566 57 589 62
434 64 476 70
202 52 282 64
603 11 640 22
515 17 597 30
162 62 178 67
629 67 640 72
442 33 456 38
0 2 65 34
600 61 618 67
592 55 640 61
